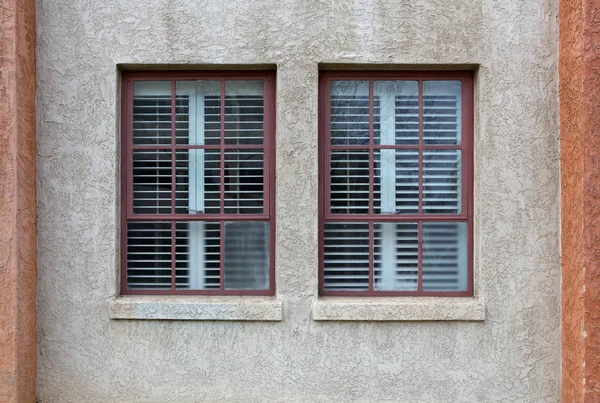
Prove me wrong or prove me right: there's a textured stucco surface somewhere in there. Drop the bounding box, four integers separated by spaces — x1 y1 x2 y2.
559 0 600 401
312 297 485 321
0 0 36 400
109 297 283 321
36 0 560 402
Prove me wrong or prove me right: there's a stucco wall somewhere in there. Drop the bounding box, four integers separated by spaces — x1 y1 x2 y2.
36 0 560 402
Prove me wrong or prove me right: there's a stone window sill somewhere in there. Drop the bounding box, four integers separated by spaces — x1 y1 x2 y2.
108 296 283 321
311 297 485 321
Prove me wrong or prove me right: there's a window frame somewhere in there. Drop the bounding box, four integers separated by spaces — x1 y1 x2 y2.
120 70 276 296
318 70 474 297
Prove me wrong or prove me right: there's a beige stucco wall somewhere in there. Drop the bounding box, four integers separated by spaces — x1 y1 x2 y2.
35 0 560 401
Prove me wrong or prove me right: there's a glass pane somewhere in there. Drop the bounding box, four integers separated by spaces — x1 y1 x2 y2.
323 222 369 291
423 149 461 214
224 221 270 290
224 149 264 214
374 223 418 291
423 81 462 145
374 149 419 214
175 150 221 215
175 221 221 290
330 81 370 145
225 81 264 145
133 81 172 146
374 81 419 145
127 222 172 290
132 149 172 214
175 81 221 145
422 222 468 292
330 150 370 214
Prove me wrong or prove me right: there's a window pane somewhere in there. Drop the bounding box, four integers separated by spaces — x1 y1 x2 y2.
175 81 221 145
126 222 172 290
374 149 419 214
374 81 419 145
374 223 418 291
330 150 370 214
323 222 369 291
330 81 370 145
223 221 270 290
175 221 221 290
225 81 264 145
175 150 221 215
423 149 461 214
224 149 264 214
133 81 172 146
422 222 468 292
132 149 172 214
423 81 462 145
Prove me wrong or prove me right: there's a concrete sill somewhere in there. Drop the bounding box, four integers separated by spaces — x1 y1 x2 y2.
108 296 283 321
312 297 485 322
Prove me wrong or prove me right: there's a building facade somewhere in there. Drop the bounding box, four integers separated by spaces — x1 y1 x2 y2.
0 0 598 401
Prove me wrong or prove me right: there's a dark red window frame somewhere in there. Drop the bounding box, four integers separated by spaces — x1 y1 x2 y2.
318 70 474 297
120 70 276 296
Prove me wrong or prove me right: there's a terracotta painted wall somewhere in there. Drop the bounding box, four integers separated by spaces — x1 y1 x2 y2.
560 0 600 401
0 0 37 401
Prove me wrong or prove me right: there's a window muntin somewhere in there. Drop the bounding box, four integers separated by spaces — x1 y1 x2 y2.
320 72 473 296
122 71 275 295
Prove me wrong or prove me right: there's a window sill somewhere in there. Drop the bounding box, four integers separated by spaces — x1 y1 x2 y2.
311 297 485 321
108 296 283 321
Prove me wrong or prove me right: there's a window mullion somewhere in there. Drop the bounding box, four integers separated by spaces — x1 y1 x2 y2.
170 80 177 290
219 80 226 290
417 80 424 292
171 80 176 216
417 221 423 292
220 80 225 215
418 80 423 215
369 221 374 292
369 79 374 216
368 80 374 292
220 220 225 291
186 82 206 290
171 220 176 291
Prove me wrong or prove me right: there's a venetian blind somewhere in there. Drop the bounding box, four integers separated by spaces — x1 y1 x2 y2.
323 80 467 292
126 81 268 290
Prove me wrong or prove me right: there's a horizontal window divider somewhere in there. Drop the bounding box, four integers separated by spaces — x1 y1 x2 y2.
131 144 265 150
127 214 270 221
328 144 462 150
121 289 274 296
323 215 468 222
319 290 473 298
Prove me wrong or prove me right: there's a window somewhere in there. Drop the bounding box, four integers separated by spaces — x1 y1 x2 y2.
319 71 473 296
121 71 275 295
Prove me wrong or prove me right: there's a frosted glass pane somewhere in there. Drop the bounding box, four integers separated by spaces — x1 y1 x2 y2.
422 222 468 292
224 221 270 290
